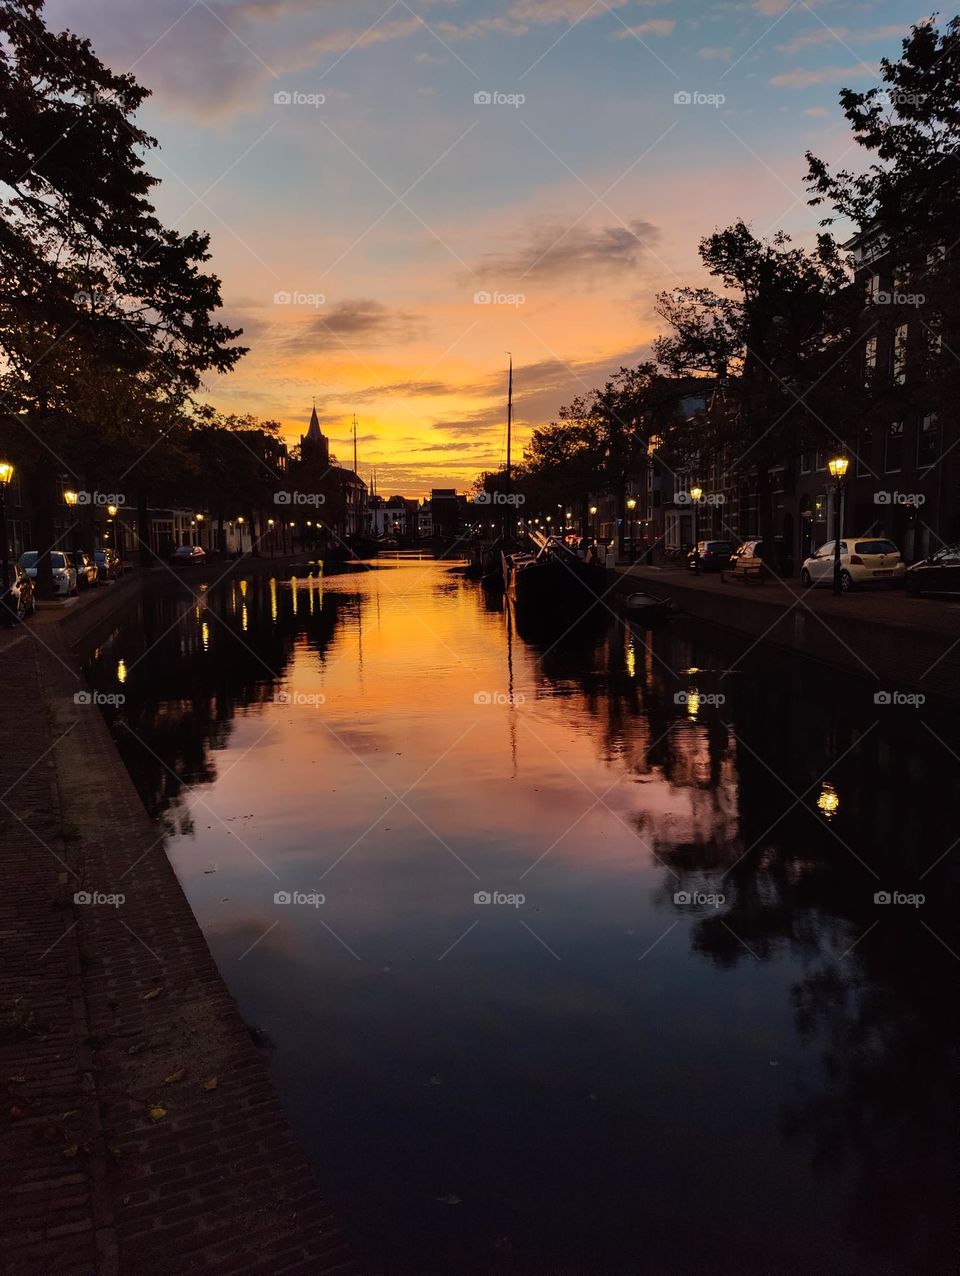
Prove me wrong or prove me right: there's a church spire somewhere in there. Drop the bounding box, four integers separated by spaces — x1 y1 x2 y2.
306 402 323 442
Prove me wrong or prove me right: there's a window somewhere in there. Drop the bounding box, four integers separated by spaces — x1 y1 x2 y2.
866 273 882 304
864 334 878 384
854 540 898 555
800 453 812 474
856 427 873 477
885 421 904 473
918 414 940 468
815 450 826 472
893 323 908 383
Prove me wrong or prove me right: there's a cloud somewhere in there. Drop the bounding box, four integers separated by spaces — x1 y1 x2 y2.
509 0 627 21
613 19 676 39
284 300 428 352
776 24 909 54
472 220 659 286
802 106 830 118
770 64 879 88
698 45 733 61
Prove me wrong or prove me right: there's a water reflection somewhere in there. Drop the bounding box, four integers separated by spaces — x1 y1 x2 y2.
82 561 955 1275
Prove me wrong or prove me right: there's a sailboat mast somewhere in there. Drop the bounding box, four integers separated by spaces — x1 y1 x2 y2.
506 354 513 495
353 414 358 475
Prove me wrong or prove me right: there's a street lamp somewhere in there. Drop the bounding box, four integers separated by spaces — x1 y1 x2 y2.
64 489 78 507
827 456 849 595
589 504 598 541
626 496 637 558
0 460 13 600
689 486 703 552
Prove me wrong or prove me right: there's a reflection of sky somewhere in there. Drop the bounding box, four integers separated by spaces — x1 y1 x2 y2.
84 561 957 1271
46 0 922 492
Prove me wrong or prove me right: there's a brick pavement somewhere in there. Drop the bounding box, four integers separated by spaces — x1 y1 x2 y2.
0 588 351 1276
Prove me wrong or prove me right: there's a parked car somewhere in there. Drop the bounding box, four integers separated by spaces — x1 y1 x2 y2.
0 564 36 624
69 550 100 589
800 537 906 591
170 544 206 566
905 542 960 597
687 540 735 572
19 551 78 597
93 548 123 581
727 537 793 579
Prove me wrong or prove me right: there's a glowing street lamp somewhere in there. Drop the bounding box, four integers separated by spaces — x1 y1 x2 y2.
817 782 840 819
0 460 13 598
828 455 849 595
64 489 78 507
689 486 703 551
106 504 118 518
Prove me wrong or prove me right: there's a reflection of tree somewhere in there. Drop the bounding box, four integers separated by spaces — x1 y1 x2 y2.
655 642 957 1270
83 573 353 824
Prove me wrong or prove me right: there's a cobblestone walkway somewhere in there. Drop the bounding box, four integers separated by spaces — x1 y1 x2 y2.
0 596 351 1275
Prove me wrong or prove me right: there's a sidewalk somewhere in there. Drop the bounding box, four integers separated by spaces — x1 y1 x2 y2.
0 587 350 1275
610 562 960 699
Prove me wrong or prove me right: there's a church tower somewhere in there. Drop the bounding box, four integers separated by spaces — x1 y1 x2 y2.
300 403 330 467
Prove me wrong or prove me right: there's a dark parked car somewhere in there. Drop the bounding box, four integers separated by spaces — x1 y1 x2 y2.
906 543 960 597
69 550 100 589
170 544 206 566
687 540 735 572
1 564 36 624
93 548 123 581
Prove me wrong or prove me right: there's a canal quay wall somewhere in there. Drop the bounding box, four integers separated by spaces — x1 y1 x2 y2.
610 564 960 702
0 576 351 1275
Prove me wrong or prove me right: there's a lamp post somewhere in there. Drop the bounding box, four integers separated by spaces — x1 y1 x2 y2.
0 460 13 600
626 496 637 560
827 456 849 595
689 486 703 554
589 504 598 542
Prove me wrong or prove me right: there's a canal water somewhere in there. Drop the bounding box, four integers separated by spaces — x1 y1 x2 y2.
82 558 955 1274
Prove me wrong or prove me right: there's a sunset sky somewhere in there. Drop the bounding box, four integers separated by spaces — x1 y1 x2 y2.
49 0 920 495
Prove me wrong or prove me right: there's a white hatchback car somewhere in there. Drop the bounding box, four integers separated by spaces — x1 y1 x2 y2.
800 537 906 591
19 550 78 597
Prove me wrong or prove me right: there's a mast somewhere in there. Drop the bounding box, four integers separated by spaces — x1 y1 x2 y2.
505 353 513 494
353 414 358 475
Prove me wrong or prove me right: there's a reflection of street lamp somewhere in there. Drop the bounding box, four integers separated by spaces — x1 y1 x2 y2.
0 460 13 598
817 781 840 819
828 456 849 595
689 486 703 549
